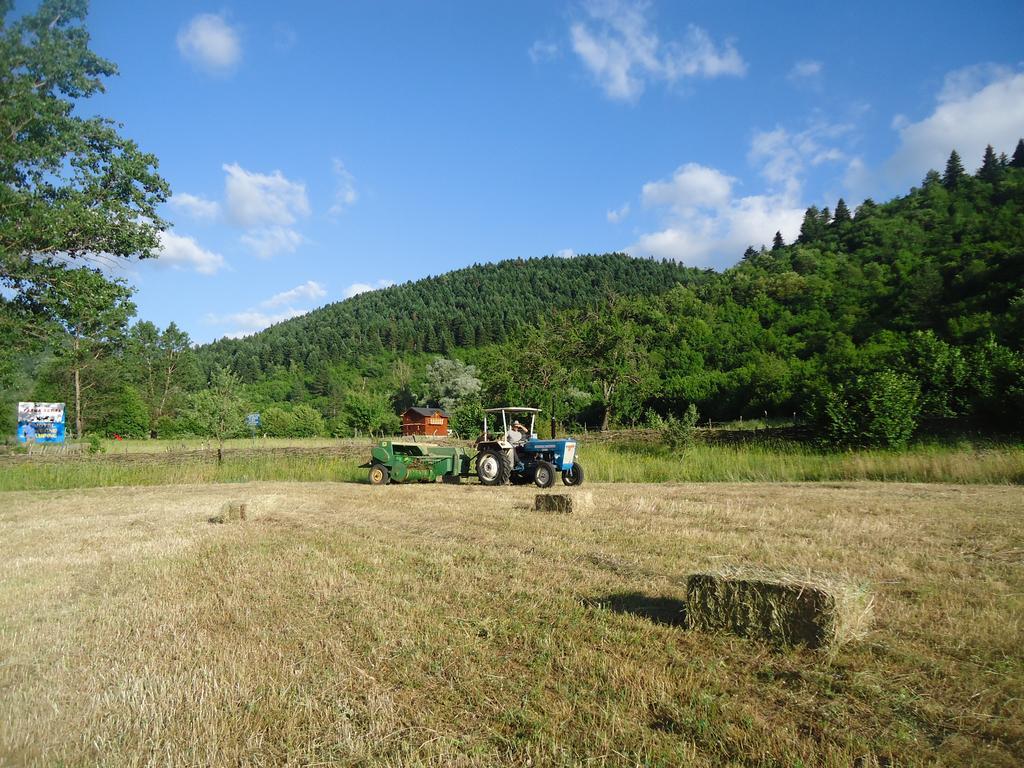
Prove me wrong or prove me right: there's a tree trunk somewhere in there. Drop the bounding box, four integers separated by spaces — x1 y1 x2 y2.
600 380 614 431
74 365 83 439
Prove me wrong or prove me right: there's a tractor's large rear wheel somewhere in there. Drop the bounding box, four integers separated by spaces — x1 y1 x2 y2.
561 462 584 486
534 460 556 489
477 450 511 486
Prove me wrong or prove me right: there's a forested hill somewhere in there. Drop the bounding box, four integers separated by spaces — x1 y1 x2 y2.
16 144 1022 444
198 253 705 380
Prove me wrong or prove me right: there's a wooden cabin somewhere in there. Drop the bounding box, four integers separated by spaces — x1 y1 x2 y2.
401 407 450 437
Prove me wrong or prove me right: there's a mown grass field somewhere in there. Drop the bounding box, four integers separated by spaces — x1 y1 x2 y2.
1 481 1021 766
1 437 1022 491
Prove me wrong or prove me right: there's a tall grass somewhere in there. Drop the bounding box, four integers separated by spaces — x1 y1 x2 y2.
1 439 1021 491
0 453 366 492
585 441 1024 484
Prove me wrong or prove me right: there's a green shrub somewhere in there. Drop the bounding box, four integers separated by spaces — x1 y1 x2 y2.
290 404 326 437
87 434 106 454
662 403 700 450
968 337 1024 428
261 406 297 438
821 370 921 449
339 391 400 436
153 415 196 439
103 386 150 439
448 399 484 439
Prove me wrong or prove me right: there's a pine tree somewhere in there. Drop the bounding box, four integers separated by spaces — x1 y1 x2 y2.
833 198 851 224
798 206 822 243
943 150 965 189
978 144 1000 182
772 231 785 250
1012 139 1024 169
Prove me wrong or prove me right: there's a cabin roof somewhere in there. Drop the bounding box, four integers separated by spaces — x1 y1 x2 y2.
403 407 450 418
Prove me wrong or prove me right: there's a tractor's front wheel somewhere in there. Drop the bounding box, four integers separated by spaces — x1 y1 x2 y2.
368 464 390 486
534 460 556 489
477 450 511 486
561 462 585 486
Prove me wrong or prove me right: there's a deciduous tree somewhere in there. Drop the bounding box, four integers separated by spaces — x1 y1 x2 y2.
0 0 169 384
185 367 246 462
29 267 135 438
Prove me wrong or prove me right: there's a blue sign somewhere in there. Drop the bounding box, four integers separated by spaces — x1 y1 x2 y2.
246 412 261 427
17 402 66 444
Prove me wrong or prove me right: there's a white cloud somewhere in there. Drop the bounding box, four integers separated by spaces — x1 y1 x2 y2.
177 14 241 74
261 280 327 308
570 0 745 101
788 59 823 83
343 279 394 299
749 120 852 195
529 40 560 63
554 248 577 259
208 281 329 337
606 202 631 223
628 119 852 267
208 307 308 338
223 163 310 228
241 226 304 259
885 67 1024 185
328 158 358 217
631 193 804 266
156 231 226 275
627 110 859 267
641 163 734 215
169 192 220 220
937 63 1014 104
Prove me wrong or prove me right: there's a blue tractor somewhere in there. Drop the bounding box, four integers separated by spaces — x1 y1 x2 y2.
475 407 584 488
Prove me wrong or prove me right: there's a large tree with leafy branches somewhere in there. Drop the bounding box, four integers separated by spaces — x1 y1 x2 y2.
0 0 169 385
33 266 136 437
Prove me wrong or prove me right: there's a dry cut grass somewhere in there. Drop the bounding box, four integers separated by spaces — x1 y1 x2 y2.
1 481 1022 766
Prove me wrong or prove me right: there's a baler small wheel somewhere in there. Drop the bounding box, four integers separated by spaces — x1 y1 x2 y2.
534 460 556 489
368 464 390 486
561 462 584 486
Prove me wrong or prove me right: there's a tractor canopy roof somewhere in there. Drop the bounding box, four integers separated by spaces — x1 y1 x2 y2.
484 407 542 414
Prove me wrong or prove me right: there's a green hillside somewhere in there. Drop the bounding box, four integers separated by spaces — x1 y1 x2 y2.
197 253 706 380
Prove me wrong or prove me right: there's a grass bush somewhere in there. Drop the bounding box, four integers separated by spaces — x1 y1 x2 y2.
659 404 700 451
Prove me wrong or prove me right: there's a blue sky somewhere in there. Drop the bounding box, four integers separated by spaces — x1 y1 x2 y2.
72 0 1024 342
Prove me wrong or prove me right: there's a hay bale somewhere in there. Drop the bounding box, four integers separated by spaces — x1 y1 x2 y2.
211 501 248 523
534 492 592 513
685 570 871 649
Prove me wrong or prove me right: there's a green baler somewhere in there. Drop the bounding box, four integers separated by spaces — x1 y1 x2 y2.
362 441 470 485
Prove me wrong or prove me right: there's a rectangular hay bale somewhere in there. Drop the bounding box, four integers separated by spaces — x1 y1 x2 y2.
685 571 871 650
535 494 574 513
214 501 248 522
